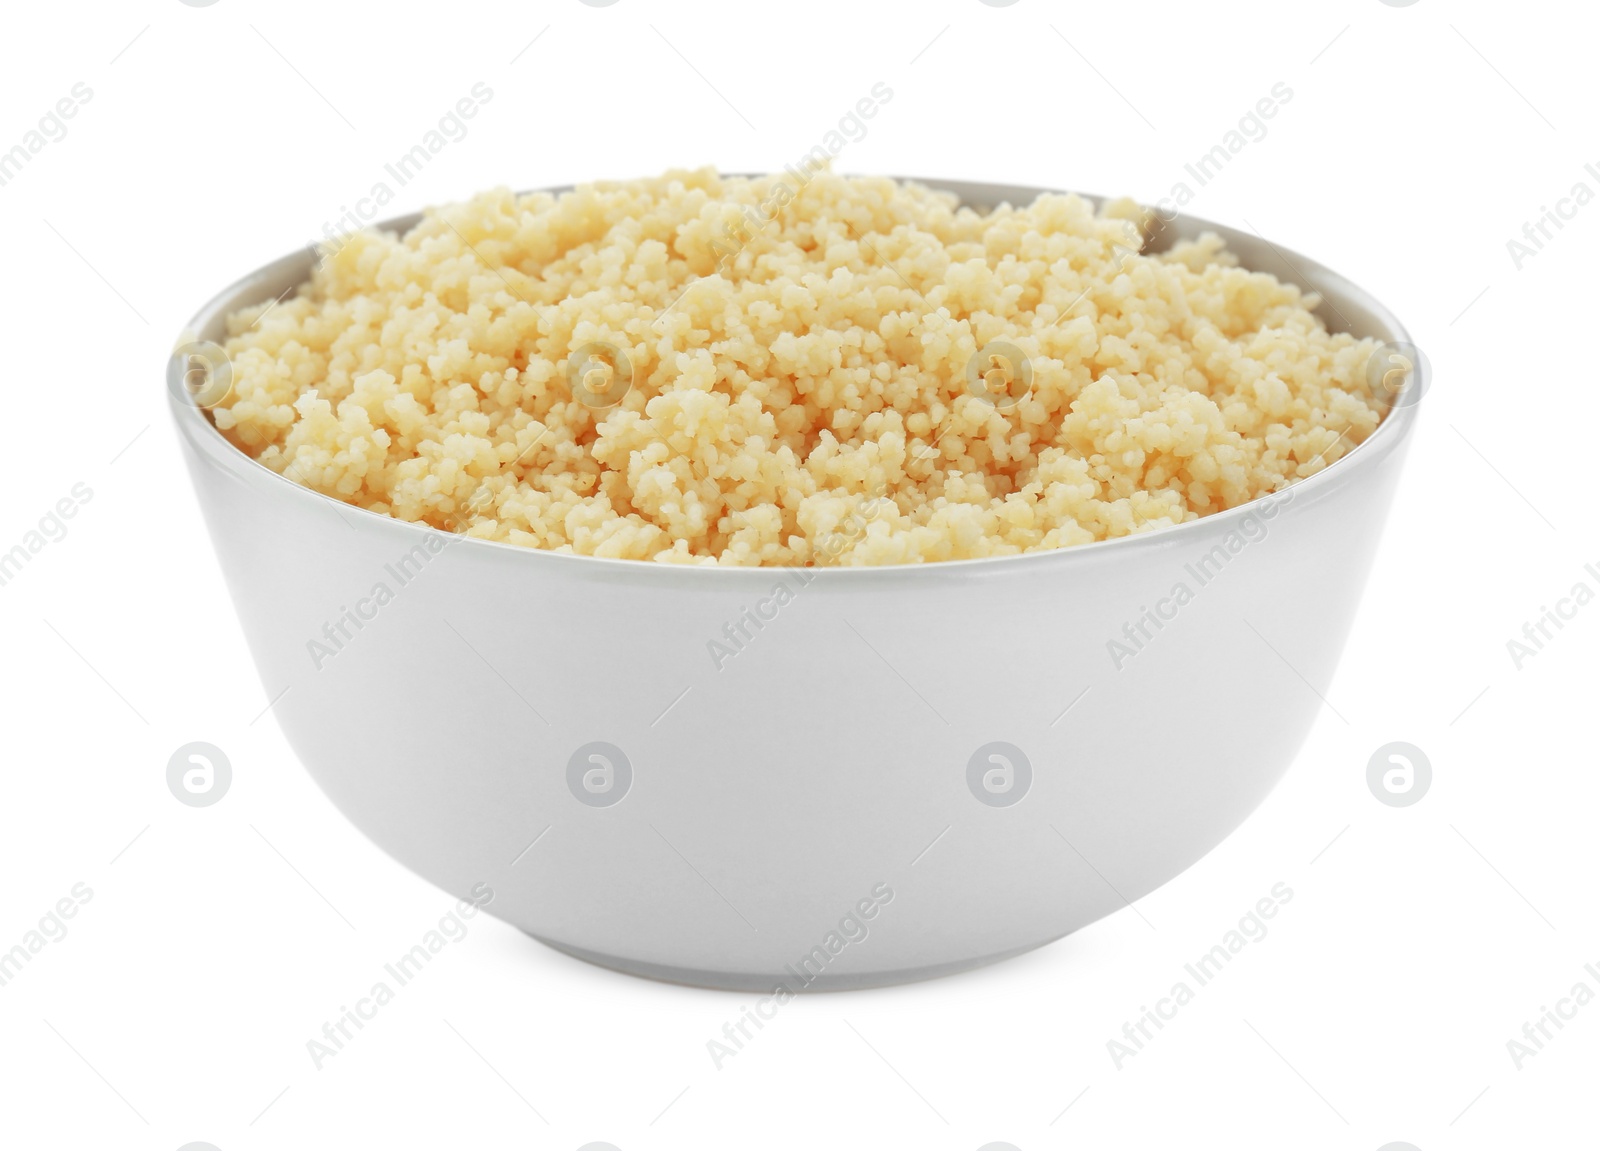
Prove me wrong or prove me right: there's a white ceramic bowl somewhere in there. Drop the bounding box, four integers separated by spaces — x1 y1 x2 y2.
171 180 1420 991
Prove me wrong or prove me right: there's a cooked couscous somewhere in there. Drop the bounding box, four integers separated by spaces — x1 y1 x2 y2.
213 169 1388 566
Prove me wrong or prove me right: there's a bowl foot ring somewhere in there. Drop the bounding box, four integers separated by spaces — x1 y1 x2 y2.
524 932 1047 992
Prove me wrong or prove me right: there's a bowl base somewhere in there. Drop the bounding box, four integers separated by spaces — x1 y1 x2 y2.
526 933 1048 993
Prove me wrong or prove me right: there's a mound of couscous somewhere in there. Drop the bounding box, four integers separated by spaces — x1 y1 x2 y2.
213 169 1388 566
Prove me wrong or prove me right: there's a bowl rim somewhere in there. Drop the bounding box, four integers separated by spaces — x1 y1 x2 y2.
169 175 1422 581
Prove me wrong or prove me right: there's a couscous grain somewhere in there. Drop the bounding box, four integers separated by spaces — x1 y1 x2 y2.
214 170 1388 566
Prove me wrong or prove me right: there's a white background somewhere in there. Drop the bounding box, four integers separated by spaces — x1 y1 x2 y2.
1 0 1595 1148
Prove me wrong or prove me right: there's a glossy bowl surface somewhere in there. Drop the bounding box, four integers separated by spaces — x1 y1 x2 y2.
171 179 1419 990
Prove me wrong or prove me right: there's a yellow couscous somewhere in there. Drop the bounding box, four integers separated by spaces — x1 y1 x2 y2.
213 169 1388 566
